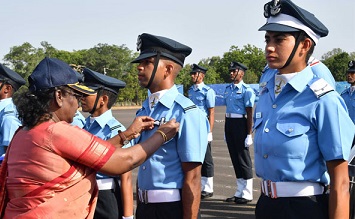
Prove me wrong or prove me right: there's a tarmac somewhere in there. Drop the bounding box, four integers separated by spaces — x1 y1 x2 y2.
102 105 259 219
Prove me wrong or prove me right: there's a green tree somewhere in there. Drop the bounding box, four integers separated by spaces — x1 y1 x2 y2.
215 44 265 84
322 50 350 81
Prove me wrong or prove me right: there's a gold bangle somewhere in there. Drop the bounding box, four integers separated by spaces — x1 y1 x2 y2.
156 130 167 143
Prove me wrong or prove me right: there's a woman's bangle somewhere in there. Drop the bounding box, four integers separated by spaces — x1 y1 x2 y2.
156 130 167 142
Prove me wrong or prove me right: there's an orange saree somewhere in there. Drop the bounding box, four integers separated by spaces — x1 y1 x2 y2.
3 121 115 219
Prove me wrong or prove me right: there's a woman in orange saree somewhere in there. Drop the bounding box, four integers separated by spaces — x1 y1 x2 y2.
1 57 179 219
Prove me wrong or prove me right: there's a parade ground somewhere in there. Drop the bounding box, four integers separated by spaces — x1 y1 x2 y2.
101 105 259 219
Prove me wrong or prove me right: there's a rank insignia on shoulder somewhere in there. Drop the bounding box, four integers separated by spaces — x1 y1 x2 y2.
309 78 334 98
110 125 122 131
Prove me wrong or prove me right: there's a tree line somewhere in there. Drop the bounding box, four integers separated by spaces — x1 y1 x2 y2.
3 41 355 106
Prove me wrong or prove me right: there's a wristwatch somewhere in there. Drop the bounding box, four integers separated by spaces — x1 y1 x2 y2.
118 130 129 145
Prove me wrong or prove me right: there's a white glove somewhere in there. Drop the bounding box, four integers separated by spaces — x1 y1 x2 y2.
244 134 253 147
207 132 213 142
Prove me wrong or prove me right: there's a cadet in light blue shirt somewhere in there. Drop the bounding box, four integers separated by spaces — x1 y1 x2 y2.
223 61 255 204
70 70 87 129
71 110 86 128
80 68 134 219
0 64 26 156
255 0 354 218
132 33 209 219
188 64 216 199
341 60 355 123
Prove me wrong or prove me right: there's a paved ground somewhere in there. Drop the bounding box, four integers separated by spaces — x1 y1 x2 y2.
95 105 259 218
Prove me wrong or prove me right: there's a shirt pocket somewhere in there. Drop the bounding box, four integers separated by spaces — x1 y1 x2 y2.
195 96 205 106
274 122 310 158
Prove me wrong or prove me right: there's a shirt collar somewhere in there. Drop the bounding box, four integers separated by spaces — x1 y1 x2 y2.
89 109 113 129
159 85 179 109
194 82 205 91
287 66 313 92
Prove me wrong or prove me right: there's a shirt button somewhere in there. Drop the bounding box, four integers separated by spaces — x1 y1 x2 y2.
272 104 277 108
264 128 269 133
288 128 294 133
142 166 146 170
263 154 268 159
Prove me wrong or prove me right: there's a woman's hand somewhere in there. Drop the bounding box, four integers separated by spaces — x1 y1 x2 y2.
125 116 155 139
157 118 180 141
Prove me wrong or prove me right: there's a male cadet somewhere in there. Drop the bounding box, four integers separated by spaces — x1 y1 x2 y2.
341 60 355 123
131 33 209 219
188 64 216 199
0 64 26 157
224 61 255 204
80 68 134 219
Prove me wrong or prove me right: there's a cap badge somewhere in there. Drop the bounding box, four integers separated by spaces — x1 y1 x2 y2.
136 35 142 51
349 61 354 68
264 0 281 18
230 62 234 67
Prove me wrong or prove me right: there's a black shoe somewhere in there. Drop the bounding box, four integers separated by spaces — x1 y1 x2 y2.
235 198 252 204
225 196 238 202
201 191 213 199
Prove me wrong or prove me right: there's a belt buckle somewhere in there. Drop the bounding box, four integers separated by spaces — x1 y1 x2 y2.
143 190 148 204
138 189 148 204
266 180 277 199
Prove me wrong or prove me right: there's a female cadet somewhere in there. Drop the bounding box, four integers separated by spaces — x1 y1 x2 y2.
254 0 354 218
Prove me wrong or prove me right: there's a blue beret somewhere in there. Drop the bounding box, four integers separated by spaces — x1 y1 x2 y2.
190 64 207 74
229 62 248 72
347 61 355 73
0 64 26 90
131 33 192 66
29 57 95 95
259 0 328 44
82 68 126 95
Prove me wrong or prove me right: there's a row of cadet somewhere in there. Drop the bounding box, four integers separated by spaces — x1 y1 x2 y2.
1 0 355 218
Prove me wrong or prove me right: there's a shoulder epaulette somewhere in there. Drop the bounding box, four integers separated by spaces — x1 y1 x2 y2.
242 83 251 88
175 94 197 112
309 78 334 98
203 85 211 91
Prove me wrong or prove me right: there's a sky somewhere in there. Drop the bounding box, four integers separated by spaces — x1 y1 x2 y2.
1 0 354 65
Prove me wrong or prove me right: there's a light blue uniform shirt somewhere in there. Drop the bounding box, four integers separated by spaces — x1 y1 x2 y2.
84 109 132 179
223 81 255 114
135 85 209 190
188 82 216 116
0 98 13 112
0 98 21 155
341 88 355 123
254 66 354 185
71 110 86 128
